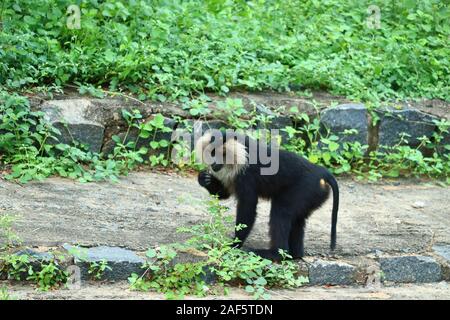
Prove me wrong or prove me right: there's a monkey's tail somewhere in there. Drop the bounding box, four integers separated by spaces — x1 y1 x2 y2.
324 172 339 251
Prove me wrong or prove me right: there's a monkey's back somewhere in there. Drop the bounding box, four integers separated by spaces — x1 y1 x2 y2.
235 149 331 201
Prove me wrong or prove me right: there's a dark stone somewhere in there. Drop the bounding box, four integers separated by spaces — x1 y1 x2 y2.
377 107 438 148
308 259 356 285
320 104 368 145
437 132 450 155
255 104 292 143
379 256 442 283
6 249 56 280
40 99 105 153
64 244 145 281
101 116 176 157
52 123 105 153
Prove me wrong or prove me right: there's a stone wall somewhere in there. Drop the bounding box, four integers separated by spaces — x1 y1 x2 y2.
30 91 449 156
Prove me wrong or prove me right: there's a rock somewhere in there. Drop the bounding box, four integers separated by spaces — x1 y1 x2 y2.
379 256 442 283
101 115 176 157
320 104 368 145
377 107 438 148
64 244 145 281
308 259 357 285
8 248 55 280
412 201 426 209
433 245 450 281
437 132 450 155
255 104 292 143
39 99 105 153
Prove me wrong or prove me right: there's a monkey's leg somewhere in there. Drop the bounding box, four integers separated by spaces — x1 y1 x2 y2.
251 201 293 261
288 217 306 258
234 192 258 248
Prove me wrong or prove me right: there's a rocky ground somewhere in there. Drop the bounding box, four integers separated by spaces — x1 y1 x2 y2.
0 171 449 299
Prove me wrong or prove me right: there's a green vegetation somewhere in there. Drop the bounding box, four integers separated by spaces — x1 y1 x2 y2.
0 252 69 291
0 1 449 181
0 286 14 300
0 216 69 291
1 92 449 183
0 0 449 298
0 0 448 101
129 197 308 299
87 259 112 280
283 107 450 182
0 91 155 183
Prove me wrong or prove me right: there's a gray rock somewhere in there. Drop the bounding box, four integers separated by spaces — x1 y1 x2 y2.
377 107 438 148
433 245 450 262
309 259 356 285
64 244 145 281
14 248 54 261
320 104 368 145
380 256 442 283
40 99 105 153
255 104 292 143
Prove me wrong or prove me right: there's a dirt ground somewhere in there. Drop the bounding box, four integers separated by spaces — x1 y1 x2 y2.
0 171 449 256
2 280 449 300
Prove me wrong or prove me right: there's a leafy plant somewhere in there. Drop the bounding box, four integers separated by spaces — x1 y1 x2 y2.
129 197 308 300
1 0 448 102
129 246 208 299
0 254 30 281
216 98 254 130
0 253 68 291
26 259 68 291
0 286 14 300
88 259 112 280
0 213 20 249
282 110 450 182
0 91 135 183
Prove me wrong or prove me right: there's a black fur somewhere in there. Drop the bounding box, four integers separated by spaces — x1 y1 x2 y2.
198 134 339 261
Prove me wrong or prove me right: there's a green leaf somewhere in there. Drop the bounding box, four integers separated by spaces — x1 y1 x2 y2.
150 141 159 149
245 285 255 293
328 142 339 152
254 277 267 286
146 249 157 258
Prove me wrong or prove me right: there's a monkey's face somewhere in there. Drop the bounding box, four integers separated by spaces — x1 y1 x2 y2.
210 147 225 172
195 131 248 177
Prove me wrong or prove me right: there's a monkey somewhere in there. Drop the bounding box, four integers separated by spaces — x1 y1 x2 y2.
195 129 339 261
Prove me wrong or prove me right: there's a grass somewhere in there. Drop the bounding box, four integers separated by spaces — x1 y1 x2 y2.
0 0 448 102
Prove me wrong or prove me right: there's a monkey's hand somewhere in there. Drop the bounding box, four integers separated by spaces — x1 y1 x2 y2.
198 170 231 200
198 171 213 188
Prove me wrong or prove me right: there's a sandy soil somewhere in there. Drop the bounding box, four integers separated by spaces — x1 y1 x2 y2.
0 172 448 256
